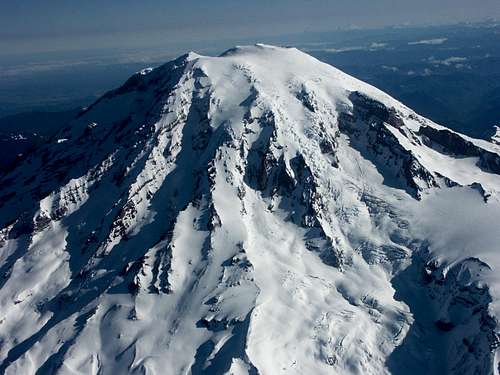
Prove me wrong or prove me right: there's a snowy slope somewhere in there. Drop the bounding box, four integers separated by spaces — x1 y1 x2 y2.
0 44 499 375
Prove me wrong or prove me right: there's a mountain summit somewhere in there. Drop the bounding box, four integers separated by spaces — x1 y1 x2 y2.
0 44 499 374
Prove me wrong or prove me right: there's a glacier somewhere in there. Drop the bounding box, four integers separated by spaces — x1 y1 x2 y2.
0 44 499 374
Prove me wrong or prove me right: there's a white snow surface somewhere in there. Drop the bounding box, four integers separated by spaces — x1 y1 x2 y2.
492 126 500 145
0 44 499 375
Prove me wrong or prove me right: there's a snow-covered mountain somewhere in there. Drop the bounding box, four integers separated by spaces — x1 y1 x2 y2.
0 44 499 375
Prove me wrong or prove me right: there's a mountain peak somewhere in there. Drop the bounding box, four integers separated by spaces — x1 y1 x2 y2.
218 43 296 56
0 46 499 374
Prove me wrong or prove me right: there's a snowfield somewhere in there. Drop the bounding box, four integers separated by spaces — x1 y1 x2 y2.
0 44 499 374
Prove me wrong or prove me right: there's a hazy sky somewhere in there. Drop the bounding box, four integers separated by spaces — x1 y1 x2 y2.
1 0 500 55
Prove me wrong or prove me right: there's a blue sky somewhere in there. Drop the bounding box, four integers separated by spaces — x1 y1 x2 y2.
1 0 500 55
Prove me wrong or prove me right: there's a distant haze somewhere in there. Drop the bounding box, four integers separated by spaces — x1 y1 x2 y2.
1 0 499 55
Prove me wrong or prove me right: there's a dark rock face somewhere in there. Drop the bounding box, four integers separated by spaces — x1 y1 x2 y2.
243 111 282 195
419 125 500 174
349 91 405 129
296 85 319 113
241 107 344 269
389 252 498 375
419 126 481 157
389 254 498 375
339 92 438 199
479 151 500 175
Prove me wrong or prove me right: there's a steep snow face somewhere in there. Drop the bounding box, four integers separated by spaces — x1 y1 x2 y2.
0 44 499 375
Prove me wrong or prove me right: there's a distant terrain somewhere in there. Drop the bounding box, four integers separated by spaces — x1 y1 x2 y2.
0 109 80 171
302 22 500 139
0 22 499 172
